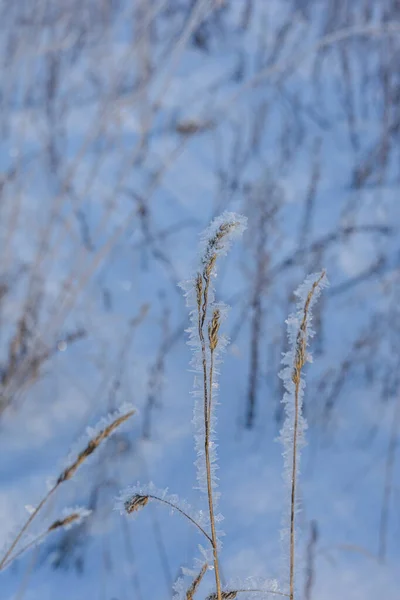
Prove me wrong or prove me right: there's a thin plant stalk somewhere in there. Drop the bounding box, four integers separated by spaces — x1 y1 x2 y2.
1 511 86 570
289 384 299 600
197 279 222 600
0 486 57 570
0 408 134 570
234 590 289 598
288 271 326 600
1 533 48 571
147 495 212 544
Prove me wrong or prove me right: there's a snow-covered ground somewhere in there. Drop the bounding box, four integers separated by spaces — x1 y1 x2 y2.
0 1 400 599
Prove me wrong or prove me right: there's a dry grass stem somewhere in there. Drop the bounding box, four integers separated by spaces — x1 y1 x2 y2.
196 270 222 599
195 217 244 600
144 494 212 544
186 563 208 599
1 510 89 571
289 271 326 600
0 487 57 571
121 492 212 543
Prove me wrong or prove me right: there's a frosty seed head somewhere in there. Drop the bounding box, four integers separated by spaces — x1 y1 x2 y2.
48 514 81 531
207 592 237 600
57 409 135 483
196 273 203 311
202 218 244 268
47 507 91 532
208 309 221 352
124 494 149 514
199 213 247 285
292 270 327 385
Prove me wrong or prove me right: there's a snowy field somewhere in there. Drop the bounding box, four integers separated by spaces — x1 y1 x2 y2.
0 1 400 599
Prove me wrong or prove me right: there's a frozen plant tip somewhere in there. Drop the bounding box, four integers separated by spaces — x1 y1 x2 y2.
58 406 135 483
124 494 149 514
279 271 328 600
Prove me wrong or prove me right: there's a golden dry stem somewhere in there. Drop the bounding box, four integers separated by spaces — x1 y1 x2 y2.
289 270 326 600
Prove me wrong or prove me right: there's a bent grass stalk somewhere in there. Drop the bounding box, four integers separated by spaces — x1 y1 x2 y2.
1 511 88 570
0 408 134 570
123 493 212 544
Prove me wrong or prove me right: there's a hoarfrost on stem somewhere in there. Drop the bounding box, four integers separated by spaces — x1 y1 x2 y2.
179 213 247 511
114 481 212 532
278 270 328 595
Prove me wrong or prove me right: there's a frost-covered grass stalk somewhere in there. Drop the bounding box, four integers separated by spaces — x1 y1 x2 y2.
184 212 247 600
0 506 92 571
0 405 134 571
279 271 328 600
